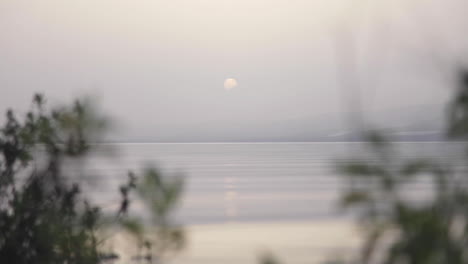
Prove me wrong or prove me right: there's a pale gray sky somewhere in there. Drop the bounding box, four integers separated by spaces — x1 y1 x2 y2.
1 0 467 141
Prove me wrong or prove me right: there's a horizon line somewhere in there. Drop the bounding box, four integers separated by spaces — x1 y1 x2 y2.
92 140 454 145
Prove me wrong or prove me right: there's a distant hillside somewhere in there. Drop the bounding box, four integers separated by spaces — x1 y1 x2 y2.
107 103 446 142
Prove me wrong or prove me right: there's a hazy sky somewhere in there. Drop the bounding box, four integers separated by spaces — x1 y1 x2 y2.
1 0 468 141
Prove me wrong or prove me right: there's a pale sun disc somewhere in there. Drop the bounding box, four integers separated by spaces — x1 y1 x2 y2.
224 78 238 90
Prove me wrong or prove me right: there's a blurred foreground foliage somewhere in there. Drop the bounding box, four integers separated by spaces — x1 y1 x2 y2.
334 70 468 264
261 71 468 264
0 94 184 263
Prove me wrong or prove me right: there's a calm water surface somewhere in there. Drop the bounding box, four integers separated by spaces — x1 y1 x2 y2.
83 142 465 225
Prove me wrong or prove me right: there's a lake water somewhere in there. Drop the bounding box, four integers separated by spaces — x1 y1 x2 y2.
83 142 465 225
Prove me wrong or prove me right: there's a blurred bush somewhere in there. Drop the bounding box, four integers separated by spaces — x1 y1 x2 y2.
0 94 184 264
335 70 468 264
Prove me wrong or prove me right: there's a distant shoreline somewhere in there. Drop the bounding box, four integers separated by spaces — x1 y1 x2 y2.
94 140 458 145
